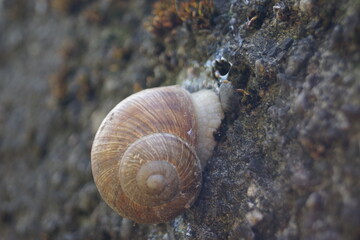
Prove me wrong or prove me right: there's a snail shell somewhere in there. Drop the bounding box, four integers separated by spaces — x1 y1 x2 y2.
91 86 224 224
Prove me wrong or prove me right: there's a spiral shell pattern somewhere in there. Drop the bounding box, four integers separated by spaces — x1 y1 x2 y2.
91 86 202 223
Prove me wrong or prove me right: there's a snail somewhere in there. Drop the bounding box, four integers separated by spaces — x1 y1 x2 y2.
91 85 224 224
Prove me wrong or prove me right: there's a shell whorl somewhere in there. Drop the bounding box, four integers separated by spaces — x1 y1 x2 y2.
119 133 200 207
91 86 202 223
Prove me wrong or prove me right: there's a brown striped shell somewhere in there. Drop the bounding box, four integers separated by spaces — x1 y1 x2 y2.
91 86 203 224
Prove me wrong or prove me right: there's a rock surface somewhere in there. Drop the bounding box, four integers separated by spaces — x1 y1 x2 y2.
0 0 359 239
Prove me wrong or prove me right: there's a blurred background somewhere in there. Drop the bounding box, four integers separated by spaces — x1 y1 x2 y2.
1 0 360 239
0 0 166 239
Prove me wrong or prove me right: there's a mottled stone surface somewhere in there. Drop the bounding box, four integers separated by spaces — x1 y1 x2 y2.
0 0 359 239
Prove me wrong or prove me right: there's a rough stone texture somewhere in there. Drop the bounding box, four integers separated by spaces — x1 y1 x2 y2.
0 0 359 239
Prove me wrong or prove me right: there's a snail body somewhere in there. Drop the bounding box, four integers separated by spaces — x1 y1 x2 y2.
91 86 224 224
